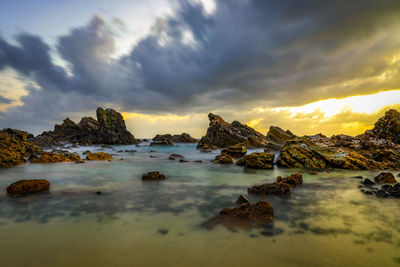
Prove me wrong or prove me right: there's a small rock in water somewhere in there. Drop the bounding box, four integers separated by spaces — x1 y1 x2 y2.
309 171 318 175
362 178 375 186
374 172 396 184
142 171 166 181
95 191 102 195
169 154 184 159
157 229 169 235
352 176 363 179
75 160 85 164
194 160 202 163
381 184 393 193
150 155 158 158
179 159 189 163
236 194 251 205
376 190 391 198
7 179 50 195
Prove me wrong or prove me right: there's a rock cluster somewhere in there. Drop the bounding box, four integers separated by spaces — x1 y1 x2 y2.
86 152 113 161
359 172 399 198
197 113 270 148
248 174 303 196
150 133 197 146
0 129 42 168
7 179 50 195
31 107 136 147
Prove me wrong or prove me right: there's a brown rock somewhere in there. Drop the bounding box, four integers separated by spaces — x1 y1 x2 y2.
142 171 166 181
276 174 303 185
86 152 113 161
374 172 397 184
213 154 235 164
221 143 247 158
30 152 79 163
265 126 296 151
372 109 400 144
236 152 274 169
7 179 50 195
236 194 251 204
248 182 291 196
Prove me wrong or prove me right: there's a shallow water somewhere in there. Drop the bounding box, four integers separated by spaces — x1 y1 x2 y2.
0 143 400 267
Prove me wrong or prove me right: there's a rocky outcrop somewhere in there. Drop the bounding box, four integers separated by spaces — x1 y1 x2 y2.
150 134 174 146
142 171 166 181
277 137 383 170
0 129 42 168
31 107 136 147
276 173 303 185
204 201 274 229
151 133 197 146
236 152 274 169
197 113 270 149
30 152 81 163
371 109 400 144
172 133 197 143
221 143 247 158
248 182 291 196
86 152 113 161
265 126 296 151
7 179 50 195
374 172 397 184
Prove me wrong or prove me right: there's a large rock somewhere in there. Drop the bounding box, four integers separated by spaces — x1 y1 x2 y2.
31 107 136 147
265 126 296 151
236 152 274 169
197 113 270 148
0 129 42 168
221 143 247 158
205 201 274 229
213 154 235 164
30 152 81 163
172 133 197 143
277 137 382 170
150 134 174 146
372 109 400 144
7 179 50 195
374 172 397 184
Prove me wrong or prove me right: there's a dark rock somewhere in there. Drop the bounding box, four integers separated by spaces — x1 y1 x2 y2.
142 171 166 181
30 107 136 147
362 178 376 185
371 109 400 144
169 154 184 159
390 188 400 197
197 113 270 149
7 179 50 195
236 194 251 205
158 229 169 235
150 139 174 146
374 172 396 184
171 133 198 143
221 143 247 158
83 150 91 155
381 184 393 193
213 154 235 164
150 155 158 158
376 189 391 198
352 176 364 179
276 174 303 185
204 201 274 229
236 152 274 169
86 152 113 161
95 191 102 195
179 159 189 163
194 160 202 163
248 182 291 196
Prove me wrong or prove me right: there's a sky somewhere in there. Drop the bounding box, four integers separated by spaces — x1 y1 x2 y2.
0 0 399 138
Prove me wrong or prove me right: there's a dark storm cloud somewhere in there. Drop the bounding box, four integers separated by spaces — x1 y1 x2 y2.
0 95 13 104
1 0 400 132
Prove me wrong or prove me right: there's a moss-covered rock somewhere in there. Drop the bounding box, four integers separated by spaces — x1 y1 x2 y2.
236 152 274 169
86 152 113 161
30 152 81 163
7 179 50 195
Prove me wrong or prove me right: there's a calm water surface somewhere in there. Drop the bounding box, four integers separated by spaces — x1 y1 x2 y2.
0 143 399 266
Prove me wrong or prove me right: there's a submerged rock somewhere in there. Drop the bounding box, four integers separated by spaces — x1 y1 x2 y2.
197 113 270 149
30 107 136 147
236 152 274 169
374 172 397 184
248 182 291 196
204 201 274 229
7 179 50 195
142 171 166 181
221 143 247 158
86 152 113 161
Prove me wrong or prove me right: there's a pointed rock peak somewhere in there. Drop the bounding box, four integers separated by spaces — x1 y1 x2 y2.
62 117 75 126
208 113 229 126
372 108 400 144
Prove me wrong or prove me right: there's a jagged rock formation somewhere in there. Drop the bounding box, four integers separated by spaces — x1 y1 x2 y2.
265 126 296 151
197 113 270 148
371 109 400 144
221 143 247 158
0 129 42 168
31 107 135 147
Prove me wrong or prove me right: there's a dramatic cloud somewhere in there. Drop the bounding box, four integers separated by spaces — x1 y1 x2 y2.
0 0 400 134
0 95 13 104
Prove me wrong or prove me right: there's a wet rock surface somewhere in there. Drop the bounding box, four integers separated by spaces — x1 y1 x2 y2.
30 152 81 163
374 172 397 184
7 179 50 195
142 171 166 181
0 129 42 168
213 154 235 164
86 152 113 161
30 107 136 147
248 182 291 196
236 152 274 169
221 143 247 158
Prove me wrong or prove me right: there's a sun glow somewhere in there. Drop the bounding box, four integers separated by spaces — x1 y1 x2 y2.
271 90 400 119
